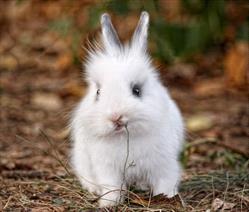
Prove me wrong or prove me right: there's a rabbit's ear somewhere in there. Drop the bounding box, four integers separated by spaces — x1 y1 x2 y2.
101 13 122 53
131 11 149 51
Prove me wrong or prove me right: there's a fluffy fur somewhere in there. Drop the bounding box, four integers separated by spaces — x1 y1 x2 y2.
70 12 184 207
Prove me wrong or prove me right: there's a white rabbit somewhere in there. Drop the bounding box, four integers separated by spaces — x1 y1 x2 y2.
70 11 184 207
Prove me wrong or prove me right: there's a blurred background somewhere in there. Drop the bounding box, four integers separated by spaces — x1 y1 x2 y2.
0 0 248 210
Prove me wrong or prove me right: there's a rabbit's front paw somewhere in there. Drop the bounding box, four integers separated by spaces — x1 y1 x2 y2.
98 190 124 207
152 174 179 198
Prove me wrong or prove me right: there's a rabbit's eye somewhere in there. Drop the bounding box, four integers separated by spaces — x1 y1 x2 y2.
132 84 141 97
95 88 100 101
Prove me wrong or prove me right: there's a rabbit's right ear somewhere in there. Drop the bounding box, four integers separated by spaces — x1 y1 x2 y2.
131 11 149 51
101 13 122 54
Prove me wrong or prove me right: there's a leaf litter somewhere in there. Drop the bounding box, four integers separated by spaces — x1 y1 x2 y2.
0 1 248 211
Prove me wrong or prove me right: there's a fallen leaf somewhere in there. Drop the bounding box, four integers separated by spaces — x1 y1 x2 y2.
53 53 72 71
211 198 235 211
0 55 18 71
186 114 214 132
224 41 249 89
53 128 70 140
60 82 85 98
211 198 224 211
31 93 62 111
194 78 225 97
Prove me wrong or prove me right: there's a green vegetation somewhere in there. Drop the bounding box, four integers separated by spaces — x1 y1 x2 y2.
48 0 248 63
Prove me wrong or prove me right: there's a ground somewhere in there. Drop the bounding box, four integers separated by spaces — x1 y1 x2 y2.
0 1 248 211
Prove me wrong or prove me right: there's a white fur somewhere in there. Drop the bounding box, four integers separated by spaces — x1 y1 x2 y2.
70 12 184 207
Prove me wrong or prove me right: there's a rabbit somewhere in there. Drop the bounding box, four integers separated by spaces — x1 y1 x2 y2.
70 11 184 207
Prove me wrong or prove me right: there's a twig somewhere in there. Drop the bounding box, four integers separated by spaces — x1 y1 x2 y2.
186 137 217 149
127 184 131 206
147 188 153 208
211 176 215 202
93 189 121 202
178 193 186 208
119 125 130 203
217 141 249 158
187 137 249 157
3 196 13 210
223 172 230 203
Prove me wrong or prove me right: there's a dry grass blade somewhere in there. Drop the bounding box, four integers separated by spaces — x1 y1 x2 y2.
119 125 130 204
180 171 249 210
16 133 71 177
39 129 72 176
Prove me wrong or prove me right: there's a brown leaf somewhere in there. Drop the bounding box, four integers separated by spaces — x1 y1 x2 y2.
53 53 72 72
186 114 214 132
0 55 18 71
53 128 70 140
194 78 225 97
31 93 62 111
211 198 236 211
224 41 249 89
59 81 85 98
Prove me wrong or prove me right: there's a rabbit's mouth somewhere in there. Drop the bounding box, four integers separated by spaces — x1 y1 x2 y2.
95 124 127 138
114 119 127 130
105 122 129 137
109 123 126 136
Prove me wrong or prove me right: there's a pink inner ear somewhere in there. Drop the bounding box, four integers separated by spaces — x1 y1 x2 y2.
131 11 149 51
101 13 122 54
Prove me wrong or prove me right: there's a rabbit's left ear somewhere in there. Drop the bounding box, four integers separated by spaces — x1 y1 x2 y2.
101 13 122 54
131 11 149 51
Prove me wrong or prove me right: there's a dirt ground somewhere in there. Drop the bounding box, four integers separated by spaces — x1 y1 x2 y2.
0 1 248 211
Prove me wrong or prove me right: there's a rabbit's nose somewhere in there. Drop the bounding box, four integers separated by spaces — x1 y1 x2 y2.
110 114 126 128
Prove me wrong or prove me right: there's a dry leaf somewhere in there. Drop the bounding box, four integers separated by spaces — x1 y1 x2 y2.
53 128 70 140
211 198 235 211
0 55 18 71
224 41 249 89
186 114 214 132
61 82 85 98
53 53 72 72
31 93 62 111
194 78 225 97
